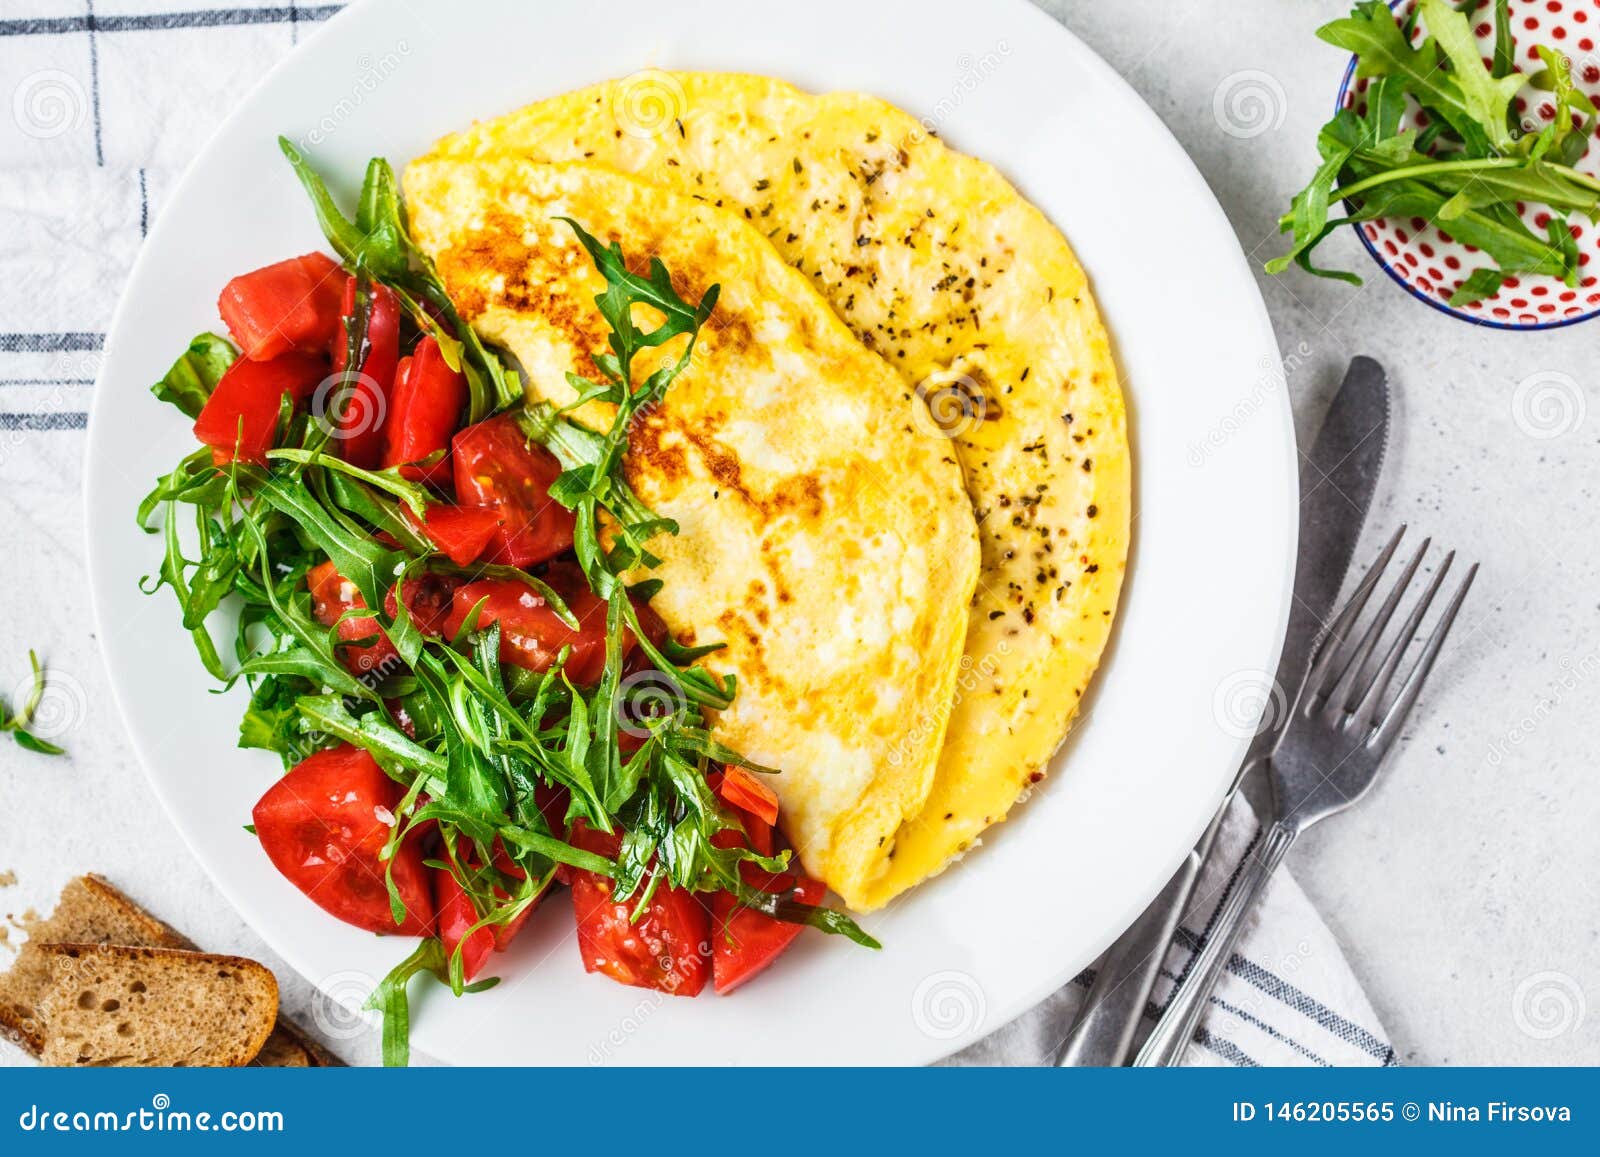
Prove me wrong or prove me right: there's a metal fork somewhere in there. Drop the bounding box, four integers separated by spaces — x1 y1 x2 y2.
1134 526 1478 1066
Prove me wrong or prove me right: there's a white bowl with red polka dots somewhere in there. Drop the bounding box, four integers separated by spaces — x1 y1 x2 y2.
1337 0 1600 329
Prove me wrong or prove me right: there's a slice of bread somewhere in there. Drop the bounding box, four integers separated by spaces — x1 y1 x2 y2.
0 874 337 1065
37 944 278 1067
0 875 189 1053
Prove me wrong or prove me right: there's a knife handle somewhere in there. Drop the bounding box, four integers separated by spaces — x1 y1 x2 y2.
1055 845 1202 1066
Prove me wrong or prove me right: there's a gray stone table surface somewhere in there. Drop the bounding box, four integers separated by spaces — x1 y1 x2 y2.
0 0 1595 1066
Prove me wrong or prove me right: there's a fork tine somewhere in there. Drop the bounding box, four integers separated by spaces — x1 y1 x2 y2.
1327 537 1430 719
1303 525 1407 706
1369 563 1478 751
1353 551 1454 730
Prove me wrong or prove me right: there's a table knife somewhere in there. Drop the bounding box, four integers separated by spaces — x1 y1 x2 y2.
1055 355 1391 1066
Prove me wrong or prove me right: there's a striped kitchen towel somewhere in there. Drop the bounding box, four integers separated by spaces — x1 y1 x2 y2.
0 0 1397 1067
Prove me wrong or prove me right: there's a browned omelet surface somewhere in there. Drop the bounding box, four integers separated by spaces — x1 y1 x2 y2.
422 73 1130 909
403 157 980 910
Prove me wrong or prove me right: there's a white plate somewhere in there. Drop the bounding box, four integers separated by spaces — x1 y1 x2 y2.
85 0 1295 1065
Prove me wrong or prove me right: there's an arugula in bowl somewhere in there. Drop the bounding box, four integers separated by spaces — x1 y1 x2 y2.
1271 0 1600 305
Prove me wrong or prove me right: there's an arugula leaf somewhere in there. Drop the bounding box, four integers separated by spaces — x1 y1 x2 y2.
365 938 495 1068
151 333 236 419
1449 266 1511 306
255 473 404 610
279 138 521 420
1417 0 1523 153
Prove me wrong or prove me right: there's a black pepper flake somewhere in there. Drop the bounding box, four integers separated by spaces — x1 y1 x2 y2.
856 235 871 247
754 178 770 191
1062 412 1074 425
792 157 803 174
988 610 1004 620
1087 504 1099 518
1082 457 1093 472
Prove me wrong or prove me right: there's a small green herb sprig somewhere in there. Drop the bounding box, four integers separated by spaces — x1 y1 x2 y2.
1 651 66 756
1271 0 1600 304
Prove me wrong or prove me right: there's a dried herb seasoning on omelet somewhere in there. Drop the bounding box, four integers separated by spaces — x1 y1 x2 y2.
402 156 981 911
420 73 1130 908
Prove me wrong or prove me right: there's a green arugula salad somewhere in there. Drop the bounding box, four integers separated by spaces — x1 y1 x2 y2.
138 139 875 1067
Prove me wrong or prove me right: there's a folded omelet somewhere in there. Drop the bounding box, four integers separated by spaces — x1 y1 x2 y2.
402 157 980 910
421 73 1130 909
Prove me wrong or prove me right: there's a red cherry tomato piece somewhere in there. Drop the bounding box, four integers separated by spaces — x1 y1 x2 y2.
217 252 344 361
566 822 710 997
383 571 461 638
706 810 822 995
435 868 495 983
193 350 327 466
328 278 401 469
452 413 574 567
716 766 780 827
383 337 466 487
414 503 503 566
306 560 401 679
442 564 617 683
250 744 434 936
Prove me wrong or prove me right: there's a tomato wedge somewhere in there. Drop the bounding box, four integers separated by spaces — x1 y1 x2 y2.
566 822 711 997
442 565 615 683
217 252 344 361
193 350 327 466
383 337 466 487
452 413 575 567
707 809 823 994
307 560 401 679
383 571 461 639
308 563 460 680
435 869 494 983
716 766 780 826
250 744 434 936
328 278 401 469
413 503 503 567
